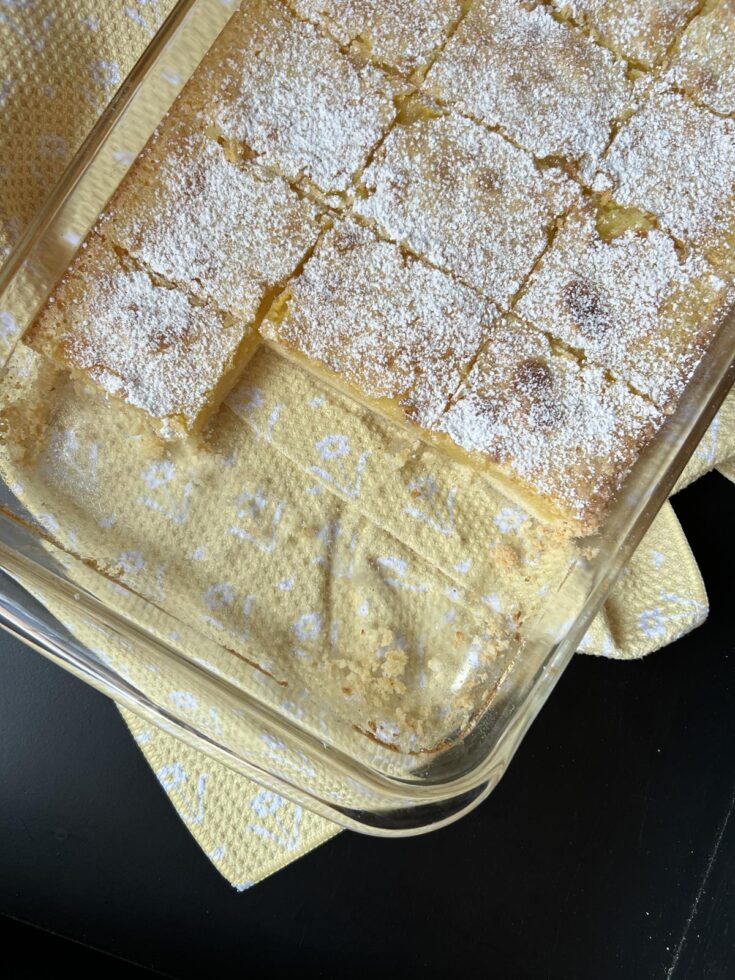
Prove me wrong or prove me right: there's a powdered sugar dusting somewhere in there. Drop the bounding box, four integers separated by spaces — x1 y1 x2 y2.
666 0 735 116
22 0 732 527
423 0 632 180
28 238 252 430
104 131 322 320
516 205 731 409
285 0 462 74
550 0 698 67
435 317 664 524
599 87 735 274
262 220 497 427
195 0 405 193
354 110 581 306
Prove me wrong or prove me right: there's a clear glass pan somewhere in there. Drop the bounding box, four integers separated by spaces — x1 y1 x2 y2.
0 0 733 835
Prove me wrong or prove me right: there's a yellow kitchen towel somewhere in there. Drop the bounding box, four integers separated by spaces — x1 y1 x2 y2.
1 0 733 889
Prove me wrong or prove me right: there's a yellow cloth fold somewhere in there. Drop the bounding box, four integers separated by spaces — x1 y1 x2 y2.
1 0 733 888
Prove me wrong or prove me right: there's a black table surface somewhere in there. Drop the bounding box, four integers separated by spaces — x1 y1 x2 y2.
1 473 733 979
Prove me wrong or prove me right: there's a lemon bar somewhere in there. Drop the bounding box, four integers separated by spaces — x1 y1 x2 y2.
183 0 406 196
598 88 735 278
422 0 631 180
102 123 323 321
516 205 732 410
666 0 735 116
285 0 462 76
354 108 581 307
24 236 258 437
431 316 663 530
261 219 497 428
551 0 698 68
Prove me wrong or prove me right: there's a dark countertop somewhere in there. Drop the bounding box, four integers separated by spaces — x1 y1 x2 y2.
1 473 733 980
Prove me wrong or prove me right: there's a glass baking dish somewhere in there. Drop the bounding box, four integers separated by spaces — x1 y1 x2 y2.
0 0 733 836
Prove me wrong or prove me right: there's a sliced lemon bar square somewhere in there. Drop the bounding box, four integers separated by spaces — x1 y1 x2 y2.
354 107 581 307
102 121 323 321
261 219 497 429
422 0 632 180
430 316 663 531
515 205 732 411
24 236 258 437
285 0 462 77
551 0 699 69
597 88 735 278
666 0 735 117
183 0 406 197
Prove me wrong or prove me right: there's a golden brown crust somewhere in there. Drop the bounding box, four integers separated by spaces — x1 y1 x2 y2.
551 0 699 68
284 0 462 76
177 0 407 196
431 316 664 530
101 116 323 320
598 88 735 279
354 108 581 306
516 204 732 411
25 235 258 436
261 219 498 429
666 0 735 116
424 0 633 181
